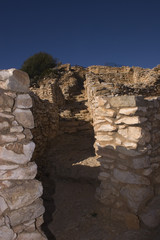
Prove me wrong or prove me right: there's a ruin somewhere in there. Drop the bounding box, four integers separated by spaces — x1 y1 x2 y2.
1 65 160 239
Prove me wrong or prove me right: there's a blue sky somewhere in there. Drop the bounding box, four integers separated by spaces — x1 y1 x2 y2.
0 0 160 69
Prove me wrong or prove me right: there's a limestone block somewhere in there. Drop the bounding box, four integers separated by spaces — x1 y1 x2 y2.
17 231 47 240
119 107 138 115
10 126 23 133
115 116 140 125
140 196 160 228
0 134 17 144
95 134 113 141
95 123 117 132
7 198 45 227
0 121 10 131
95 107 116 117
113 169 150 185
0 162 37 180
0 142 35 164
13 109 34 129
15 94 32 109
109 96 137 107
120 186 153 213
0 226 16 240
0 180 42 210
123 141 137 149
0 69 30 92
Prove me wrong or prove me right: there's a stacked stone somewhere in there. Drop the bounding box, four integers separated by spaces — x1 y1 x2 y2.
0 69 47 240
85 72 160 230
30 79 60 160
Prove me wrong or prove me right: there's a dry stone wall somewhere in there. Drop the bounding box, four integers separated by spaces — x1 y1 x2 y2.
85 67 160 230
0 69 47 240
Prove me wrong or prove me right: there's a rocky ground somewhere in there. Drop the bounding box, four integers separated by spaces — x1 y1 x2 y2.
38 88 160 240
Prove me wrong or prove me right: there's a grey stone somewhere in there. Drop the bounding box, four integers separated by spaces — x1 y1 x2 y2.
0 226 16 240
0 180 42 210
0 134 17 144
120 186 153 213
13 108 34 129
109 96 137 107
113 169 150 185
132 157 150 169
15 94 32 109
7 198 45 227
140 196 160 228
0 121 10 130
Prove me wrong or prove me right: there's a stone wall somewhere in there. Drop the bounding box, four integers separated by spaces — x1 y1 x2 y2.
85 67 160 229
0 69 47 240
30 78 63 160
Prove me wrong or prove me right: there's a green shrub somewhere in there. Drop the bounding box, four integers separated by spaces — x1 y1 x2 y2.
21 52 58 85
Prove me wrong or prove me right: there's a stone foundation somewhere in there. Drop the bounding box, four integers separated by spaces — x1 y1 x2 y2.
85 67 160 229
0 69 47 239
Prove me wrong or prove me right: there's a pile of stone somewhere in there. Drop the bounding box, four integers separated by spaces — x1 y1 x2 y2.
0 69 46 239
85 68 160 230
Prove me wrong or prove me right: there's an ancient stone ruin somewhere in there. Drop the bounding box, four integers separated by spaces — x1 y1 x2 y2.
1 65 160 239
0 69 47 240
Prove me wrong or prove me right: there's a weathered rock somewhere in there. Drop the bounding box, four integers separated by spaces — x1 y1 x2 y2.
0 69 29 92
95 123 117 132
132 157 150 169
118 126 142 142
0 196 8 214
119 107 138 115
7 198 44 227
0 92 14 109
0 112 14 120
0 180 42 210
113 169 150 185
15 94 32 109
13 109 34 129
0 134 17 144
0 226 16 240
0 162 37 180
10 126 23 133
0 121 10 130
120 186 153 213
109 96 137 107
115 116 140 125
0 142 35 164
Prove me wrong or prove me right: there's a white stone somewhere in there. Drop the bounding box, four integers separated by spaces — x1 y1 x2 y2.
16 133 25 141
123 141 137 149
95 123 117 132
118 127 142 142
10 126 23 133
95 134 113 141
0 134 17 144
95 107 116 117
113 168 150 185
115 116 140 125
119 107 138 115
15 94 32 109
0 162 37 180
0 142 35 164
0 69 15 81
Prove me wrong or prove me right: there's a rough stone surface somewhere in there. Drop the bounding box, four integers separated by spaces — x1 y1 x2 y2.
13 109 34 129
0 226 16 240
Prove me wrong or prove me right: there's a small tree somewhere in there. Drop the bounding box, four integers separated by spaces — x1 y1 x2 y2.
21 52 58 85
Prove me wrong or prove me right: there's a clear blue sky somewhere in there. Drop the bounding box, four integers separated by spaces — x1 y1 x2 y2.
0 0 160 69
